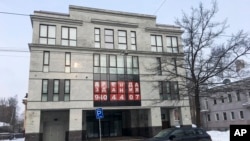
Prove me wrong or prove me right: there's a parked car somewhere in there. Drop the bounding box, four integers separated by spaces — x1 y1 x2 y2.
145 127 212 141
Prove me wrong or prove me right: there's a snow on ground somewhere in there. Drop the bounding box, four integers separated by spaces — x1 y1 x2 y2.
207 130 230 141
0 130 230 141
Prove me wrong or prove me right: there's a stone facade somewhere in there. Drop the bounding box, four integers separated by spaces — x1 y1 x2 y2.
26 5 192 141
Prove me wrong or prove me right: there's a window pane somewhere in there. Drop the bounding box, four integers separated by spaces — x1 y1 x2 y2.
172 37 177 47
42 94 47 101
105 36 113 42
95 28 100 34
131 38 136 44
127 68 132 74
109 68 117 74
105 43 113 49
166 37 171 46
62 27 68 38
40 25 47 37
110 55 116 67
131 32 135 37
48 26 56 38
151 36 156 45
156 36 162 46
95 43 100 48
70 40 76 46
65 53 71 66
127 56 132 68
118 31 126 36
105 29 113 35
44 52 49 65
133 57 138 68
119 44 127 50
94 67 101 73
119 37 126 43
166 82 170 93
133 69 139 74
117 68 124 74
64 94 70 101
157 47 163 52
43 66 49 72
94 54 100 66
65 66 71 73
65 80 70 93
42 80 48 93
95 35 100 41
53 94 59 101
100 55 106 67
101 67 107 73
48 39 55 45
117 56 124 67
62 40 68 46
173 48 178 53
40 38 47 44
70 28 76 40
54 80 59 93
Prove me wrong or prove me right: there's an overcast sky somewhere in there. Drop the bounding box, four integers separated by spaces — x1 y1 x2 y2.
1 0 250 114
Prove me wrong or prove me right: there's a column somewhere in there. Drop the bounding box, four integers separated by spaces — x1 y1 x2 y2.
68 109 82 141
25 110 41 141
148 107 162 137
180 106 192 126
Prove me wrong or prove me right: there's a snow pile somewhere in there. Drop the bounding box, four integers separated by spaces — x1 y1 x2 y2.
207 130 229 141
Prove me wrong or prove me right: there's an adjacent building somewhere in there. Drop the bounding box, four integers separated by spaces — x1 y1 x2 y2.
200 77 250 130
26 5 192 141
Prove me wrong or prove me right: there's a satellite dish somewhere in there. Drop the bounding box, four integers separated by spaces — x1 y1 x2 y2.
223 79 231 84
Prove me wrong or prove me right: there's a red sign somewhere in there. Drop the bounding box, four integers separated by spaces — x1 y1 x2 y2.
94 94 108 101
134 82 140 93
110 94 126 101
118 81 125 94
94 81 100 93
128 82 134 94
110 82 117 93
101 81 107 94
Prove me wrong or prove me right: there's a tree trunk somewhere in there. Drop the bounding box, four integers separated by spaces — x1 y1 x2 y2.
194 86 201 127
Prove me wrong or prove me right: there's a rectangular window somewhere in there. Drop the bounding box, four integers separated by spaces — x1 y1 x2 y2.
214 99 217 105
65 52 71 73
221 96 224 103
62 27 77 46
151 35 163 52
204 99 208 109
132 56 139 74
94 54 100 73
166 36 178 53
231 112 235 120
39 25 56 45
118 30 127 49
94 28 101 48
53 80 59 101
64 80 70 101
207 114 211 121
223 112 227 120
105 29 114 49
228 94 232 103
43 51 50 72
42 79 48 101
109 55 117 74
131 31 137 50
157 57 162 75
215 113 219 121
240 111 244 119
236 90 241 101
171 58 177 74
160 81 179 100
117 56 125 74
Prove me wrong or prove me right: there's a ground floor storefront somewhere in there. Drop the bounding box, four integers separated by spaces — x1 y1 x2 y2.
25 107 191 141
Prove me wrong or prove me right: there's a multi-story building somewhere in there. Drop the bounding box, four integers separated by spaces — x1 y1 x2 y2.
200 77 250 130
26 5 192 141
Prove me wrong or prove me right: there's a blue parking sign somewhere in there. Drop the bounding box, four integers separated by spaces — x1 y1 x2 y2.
95 108 104 119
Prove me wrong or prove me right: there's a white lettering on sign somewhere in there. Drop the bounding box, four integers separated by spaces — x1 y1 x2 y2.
234 129 247 136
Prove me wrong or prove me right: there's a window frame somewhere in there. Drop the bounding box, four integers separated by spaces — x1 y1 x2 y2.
236 90 241 101
166 36 178 53
223 112 227 120
151 35 163 52
43 51 50 72
41 79 49 101
94 28 101 48
215 113 220 121
64 79 70 101
239 111 244 119
131 31 137 50
39 24 56 45
61 26 77 46
118 30 127 50
231 112 235 120
207 114 211 121
156 57 162 75
104 29 114 49
65 52 71 73
228 94 232 103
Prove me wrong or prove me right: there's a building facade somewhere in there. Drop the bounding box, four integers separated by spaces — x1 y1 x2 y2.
26 5 192 141
200 78 250 130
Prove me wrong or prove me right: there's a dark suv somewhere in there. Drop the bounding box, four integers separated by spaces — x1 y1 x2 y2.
145 127 212 141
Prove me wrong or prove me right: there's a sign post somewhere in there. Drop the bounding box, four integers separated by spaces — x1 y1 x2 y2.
95 108 104 141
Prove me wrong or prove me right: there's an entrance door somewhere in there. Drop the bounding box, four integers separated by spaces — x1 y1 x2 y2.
101 121 110 137
43 122 65 141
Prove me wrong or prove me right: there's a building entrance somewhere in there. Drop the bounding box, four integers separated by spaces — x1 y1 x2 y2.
86 110 122 138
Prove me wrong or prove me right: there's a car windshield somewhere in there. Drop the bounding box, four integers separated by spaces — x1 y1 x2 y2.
154 129 173 138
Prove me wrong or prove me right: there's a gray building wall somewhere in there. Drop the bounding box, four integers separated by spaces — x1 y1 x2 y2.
200 78 250 130
26 5 192 141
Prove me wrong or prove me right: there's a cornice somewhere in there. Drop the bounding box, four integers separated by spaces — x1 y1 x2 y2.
31 15 83 26
91 18 138 28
